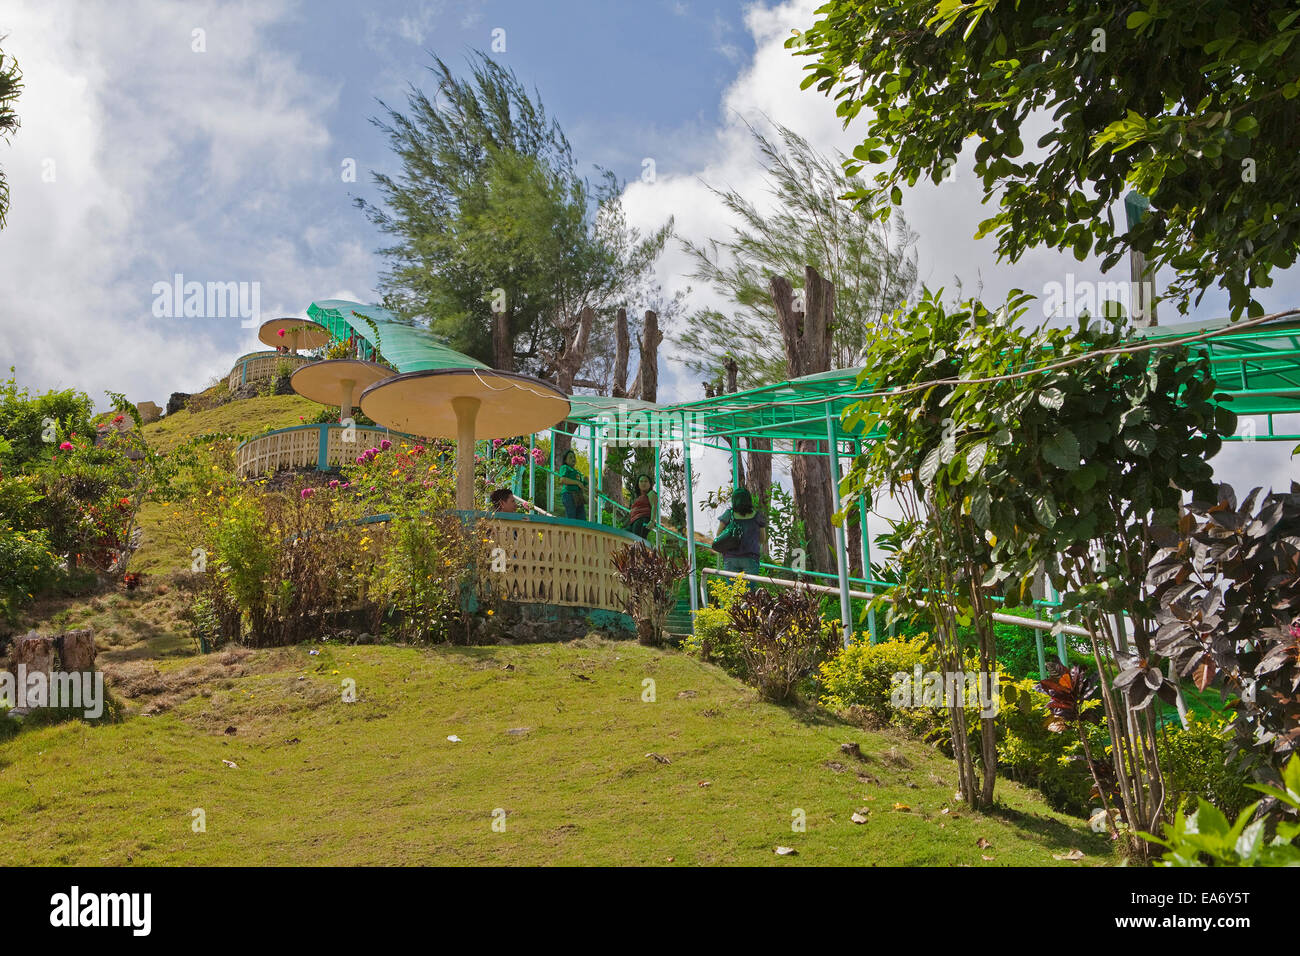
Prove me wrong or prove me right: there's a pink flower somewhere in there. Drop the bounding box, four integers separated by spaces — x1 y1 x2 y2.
328 479 340 489
341 482 351 490
510 455 526 466
277 328 286 338
531 448 545 465
413 444 425 454
59 441 73 451
380 439 392 450
301 487 315 499
492 438 504 449
355 456 364 464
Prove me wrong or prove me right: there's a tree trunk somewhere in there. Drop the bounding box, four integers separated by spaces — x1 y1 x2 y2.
771 268 835 574
551 307 595 467
492 305 514 371
637 310 662 404
612 307 630 398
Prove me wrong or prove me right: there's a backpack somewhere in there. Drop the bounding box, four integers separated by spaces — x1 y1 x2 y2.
713 514 749 554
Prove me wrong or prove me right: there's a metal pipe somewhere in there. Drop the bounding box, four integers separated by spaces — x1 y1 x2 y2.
683 423 700 615
825 405 853 647
702 567 1092 637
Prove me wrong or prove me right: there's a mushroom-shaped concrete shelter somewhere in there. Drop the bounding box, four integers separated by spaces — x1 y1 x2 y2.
258 317 330 355
290 359 393 422
360 368 570 509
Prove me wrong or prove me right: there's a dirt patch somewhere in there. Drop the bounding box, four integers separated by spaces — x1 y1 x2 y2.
102 647 258 715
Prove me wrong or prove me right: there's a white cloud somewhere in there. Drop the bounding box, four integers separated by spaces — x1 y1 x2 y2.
0 0 369 407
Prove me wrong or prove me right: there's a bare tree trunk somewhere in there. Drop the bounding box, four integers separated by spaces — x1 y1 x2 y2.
492 306 514 371
550 307 595 466
636 309 662 404
771 268 835 574
612 307 629 398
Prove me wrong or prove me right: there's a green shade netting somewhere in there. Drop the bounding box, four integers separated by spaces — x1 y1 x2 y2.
307 300 489 374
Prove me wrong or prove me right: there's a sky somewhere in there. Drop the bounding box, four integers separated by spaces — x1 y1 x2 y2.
0 0 1296 525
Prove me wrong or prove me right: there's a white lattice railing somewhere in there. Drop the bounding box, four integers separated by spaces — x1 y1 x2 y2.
479 514 637 614
227 351 311 391
235 424 395 478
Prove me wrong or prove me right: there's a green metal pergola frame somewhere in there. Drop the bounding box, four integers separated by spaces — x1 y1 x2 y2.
315 301 1300 648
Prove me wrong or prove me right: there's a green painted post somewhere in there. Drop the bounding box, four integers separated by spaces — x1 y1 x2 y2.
317 424 329 471
548 429 556 513
825 407 853 648
588 423 598 523
653 450 662 549
1051 581 1067 665
856 446 877 644
683 419 700 615
528 434 536 505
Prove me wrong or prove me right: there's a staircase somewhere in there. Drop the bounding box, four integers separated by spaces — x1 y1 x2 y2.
664 579 695 637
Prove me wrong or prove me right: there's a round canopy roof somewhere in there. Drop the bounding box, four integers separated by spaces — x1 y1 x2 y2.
291 360 394 406
359 368 570 439
258 317 330 350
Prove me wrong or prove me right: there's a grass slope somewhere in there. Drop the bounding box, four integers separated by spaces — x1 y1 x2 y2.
0 638 1110 866
143 393 320 453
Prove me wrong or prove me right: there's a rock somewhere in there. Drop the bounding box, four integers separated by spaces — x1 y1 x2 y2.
136 401 162 424
166 392 191 416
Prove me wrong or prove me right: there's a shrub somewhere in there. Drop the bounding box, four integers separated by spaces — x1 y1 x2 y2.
0 522 61 621
996 677 1098 815
818 634 930 721
205 483 369 646
683 574 748 672
1159 714 1255 822
611 543 688 646
729 585 837 702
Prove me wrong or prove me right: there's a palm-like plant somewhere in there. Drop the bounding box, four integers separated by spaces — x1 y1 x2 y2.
0 39 22 230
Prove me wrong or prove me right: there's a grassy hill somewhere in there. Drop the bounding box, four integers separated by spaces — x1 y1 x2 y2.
143 392 321 453
0 633 1110 866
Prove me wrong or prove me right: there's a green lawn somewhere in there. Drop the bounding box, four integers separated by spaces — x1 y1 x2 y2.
0 637 1111 866
143 393 321 453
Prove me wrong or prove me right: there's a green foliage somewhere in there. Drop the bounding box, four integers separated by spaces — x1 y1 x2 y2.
729 584 838 702
796 0 1300 317
1159 714 1255 822
360 51 670 375
1147 483 1300 792
996 677 1097 816
819 634 930 719
0 372 94 470
610 542 688 646
1143 756 1300 866
0 522 60 621
684 574 750 674
676 120 917 388
0 41 20 230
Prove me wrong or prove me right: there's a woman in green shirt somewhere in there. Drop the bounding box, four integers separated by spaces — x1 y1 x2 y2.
558 449 587 520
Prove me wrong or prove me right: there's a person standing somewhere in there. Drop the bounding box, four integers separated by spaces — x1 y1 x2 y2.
714 487 767 583
558 448 587 520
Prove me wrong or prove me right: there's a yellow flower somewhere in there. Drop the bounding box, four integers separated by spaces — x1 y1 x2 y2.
486 610 494 616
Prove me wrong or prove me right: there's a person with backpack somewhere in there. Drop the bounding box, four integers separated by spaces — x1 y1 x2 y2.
713 487 766 584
